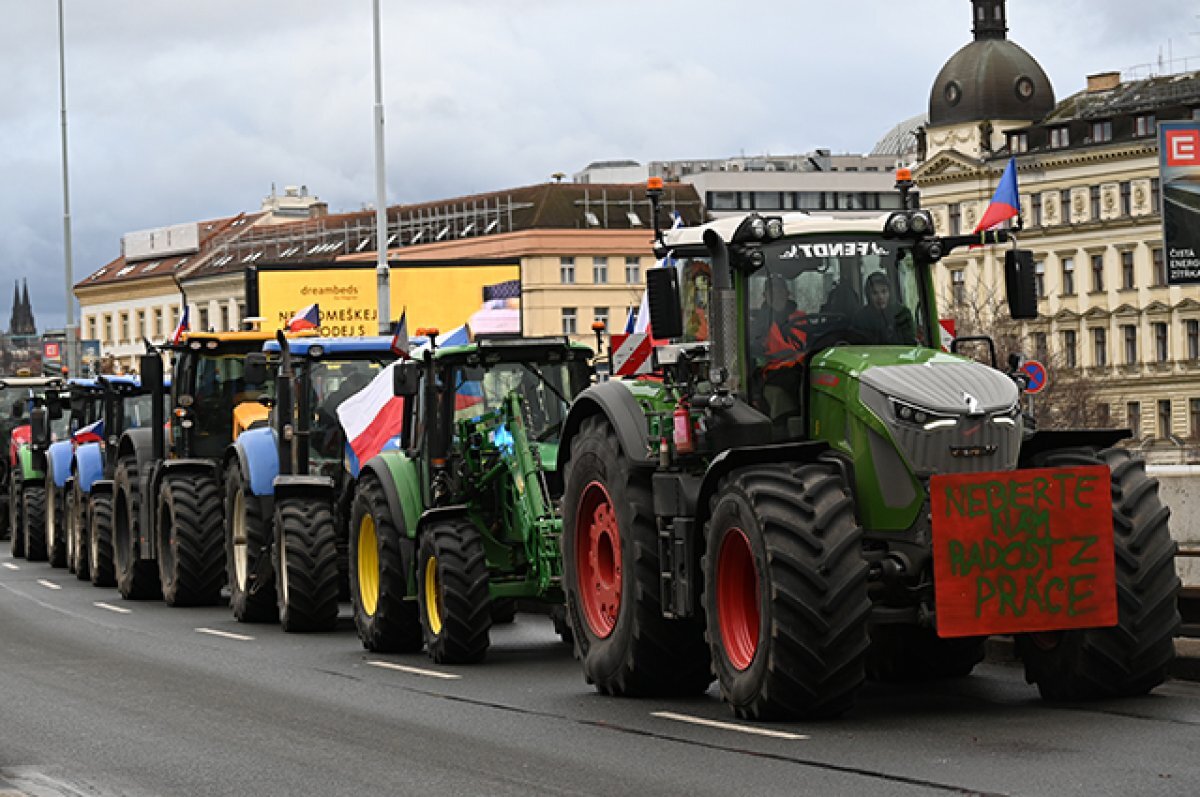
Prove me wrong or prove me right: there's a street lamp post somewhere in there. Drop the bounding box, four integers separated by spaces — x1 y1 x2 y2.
57 0 77 374
372 0 390 335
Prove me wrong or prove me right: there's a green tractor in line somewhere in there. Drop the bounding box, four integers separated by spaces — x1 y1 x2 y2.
3 376 65 557
350 334 593 662
555 176 1180 719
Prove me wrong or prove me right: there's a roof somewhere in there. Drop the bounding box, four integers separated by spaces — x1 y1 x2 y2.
1043 70 1200 123
264 336 402 357
873 113 928 157
660 211 892 249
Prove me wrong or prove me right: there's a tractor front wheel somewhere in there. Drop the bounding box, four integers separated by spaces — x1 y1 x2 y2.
10 483 25 558
417 518 491 664
1016 447 1180 700
274 496 340 632
113 455 160 600
45 471 67 568
22 486 48 562
157 473 225 606
348 475 421 652
88 493 116 588
703 463 870 720
223 468 277 623
561 415 711 697
68 480 89 580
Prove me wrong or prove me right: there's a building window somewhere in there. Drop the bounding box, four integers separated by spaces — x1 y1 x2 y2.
1152 248 1166 286
593 257 608 284
154 308 164 338
1093 327 1107 366
1158 398 1172 438
1090 185 1101 220
1050 126 1070 148
1122 324 1138 365
220 305 230 332
948 203 961 235
1035 260 1046 297
625 256 640 284
1128 401 1141 436
1121 250 1135 289
1091 253 1105 292
1152 178 1161 213
1033 331 1048 361
119 312 130 344
951 270 966 304
1031 192 1042 226
1061 188 1072 223
560 257 575 284
1010 133 1028 153
1154 322 1169 362
561 307 577 336
198 307 209 333
1190 319 1200 360
593 307 609 330
1135 114 1157 138
1120 181 1132 216
1062 329 1078 368
1061 257 1075 295
1091 120 1113 143
1191 398 1200 439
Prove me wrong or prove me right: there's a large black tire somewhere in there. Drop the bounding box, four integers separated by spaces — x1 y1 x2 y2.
490 597 518 625
703 463 870 720
22 486 48 562
1016 447 1181 701
866 625 985 682
562 415 712 697
417 518 492 664
157 473 226 606
274 496 340 632
10 482 25 558
88 493 116 588
223 468 277 623
68 480 89 580
349 475 421 652
113 455 161 600
45 471 67 568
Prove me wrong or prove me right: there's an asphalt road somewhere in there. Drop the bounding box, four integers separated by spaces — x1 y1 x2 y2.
2 548 1199 797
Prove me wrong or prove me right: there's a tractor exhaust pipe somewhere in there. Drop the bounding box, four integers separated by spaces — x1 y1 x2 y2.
703 229 738 393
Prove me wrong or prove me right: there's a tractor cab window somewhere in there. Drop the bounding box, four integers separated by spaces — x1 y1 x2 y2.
448 358 587 444
310 359 387 458
183 355 275 458
121 393 159 432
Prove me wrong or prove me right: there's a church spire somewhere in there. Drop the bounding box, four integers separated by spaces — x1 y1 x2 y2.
18 279 36 335
971 0 1008 41
8 282 19 335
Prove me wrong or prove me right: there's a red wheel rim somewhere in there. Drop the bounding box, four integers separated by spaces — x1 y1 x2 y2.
575 480 622 639
717 527 759 671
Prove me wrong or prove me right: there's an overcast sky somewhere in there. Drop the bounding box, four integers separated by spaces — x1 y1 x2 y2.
2 0 1195 330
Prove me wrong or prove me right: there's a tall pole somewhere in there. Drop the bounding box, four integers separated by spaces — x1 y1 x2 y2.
372 0 390 334
57 0 77 374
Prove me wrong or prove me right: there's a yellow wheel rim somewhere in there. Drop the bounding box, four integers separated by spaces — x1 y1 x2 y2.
357 515 380 616
424 555 443 635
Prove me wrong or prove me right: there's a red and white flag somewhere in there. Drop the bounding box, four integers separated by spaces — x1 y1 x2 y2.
336 361 405 465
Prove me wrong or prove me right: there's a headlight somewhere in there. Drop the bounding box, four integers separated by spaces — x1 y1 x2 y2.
892 399 956 427
748 217 767 240
886 213 909 236
766 218 785 239
909 211 932 235
309 345 324 358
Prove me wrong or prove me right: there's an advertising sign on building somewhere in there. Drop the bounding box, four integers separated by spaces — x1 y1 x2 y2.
1158 121 1200 285
255 260 522 338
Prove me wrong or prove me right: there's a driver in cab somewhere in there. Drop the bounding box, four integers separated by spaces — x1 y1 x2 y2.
853 272 917 345
750 273 808 432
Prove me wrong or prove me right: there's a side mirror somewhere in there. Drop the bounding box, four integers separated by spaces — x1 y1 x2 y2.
243 352 269 388
645 266 683 340
393 361 421 397
1005 249 1038 320
30 406 48 445
11 401 22 419
140 352 164 388
46 396 64 422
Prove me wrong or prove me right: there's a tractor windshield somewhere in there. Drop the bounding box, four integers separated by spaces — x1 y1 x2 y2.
121 393 156 431
184 354 275 458
309 358 388 458
451 359 588 443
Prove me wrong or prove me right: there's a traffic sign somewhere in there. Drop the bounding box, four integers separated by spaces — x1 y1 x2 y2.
1020 359 1048 394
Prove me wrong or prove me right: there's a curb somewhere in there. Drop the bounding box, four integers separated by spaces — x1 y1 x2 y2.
984 635 1200 682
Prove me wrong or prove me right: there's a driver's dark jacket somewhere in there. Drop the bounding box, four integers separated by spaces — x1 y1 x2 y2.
852 303 917 345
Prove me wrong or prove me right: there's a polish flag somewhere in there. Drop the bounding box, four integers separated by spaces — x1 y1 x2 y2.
336 362 406 466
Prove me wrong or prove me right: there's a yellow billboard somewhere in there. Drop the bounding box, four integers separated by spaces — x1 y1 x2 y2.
255 261 522 337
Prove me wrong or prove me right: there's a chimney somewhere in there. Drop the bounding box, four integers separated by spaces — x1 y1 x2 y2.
1087 72 1121 93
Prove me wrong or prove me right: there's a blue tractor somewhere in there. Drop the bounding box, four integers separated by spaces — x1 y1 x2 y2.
223 333 400 631
43 379 109 568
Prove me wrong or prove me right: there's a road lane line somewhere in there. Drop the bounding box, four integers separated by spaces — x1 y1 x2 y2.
94 601 132 614
2 562 18 570
651 711 809 740
36 579 62 590
367 660 461 680
195 627 254 641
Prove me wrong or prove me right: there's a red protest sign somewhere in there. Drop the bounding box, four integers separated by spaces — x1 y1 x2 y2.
930 465 1117 638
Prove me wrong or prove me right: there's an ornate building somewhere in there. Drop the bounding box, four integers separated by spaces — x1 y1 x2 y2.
7 280 37 335
914 0 1200 462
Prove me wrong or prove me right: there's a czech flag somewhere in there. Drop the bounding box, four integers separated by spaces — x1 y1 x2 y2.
171 304 190 344
288 303 320 332
72 418 104 445
390 310 409 358
973 157 1021 233
336 361 406 467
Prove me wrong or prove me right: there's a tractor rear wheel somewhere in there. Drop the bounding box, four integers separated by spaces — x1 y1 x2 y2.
113 455 160 600
1016 447 1181 701
275 496 340 632
866 625 985 682
562 415 712 697
157 473 225 606
703 463 870 720
10 483 25 558
22 486 48 562
224 468 277 623
417 518 491 664
88 493 116 588
45 471 67 568
68 481 89 580
349 475 421 652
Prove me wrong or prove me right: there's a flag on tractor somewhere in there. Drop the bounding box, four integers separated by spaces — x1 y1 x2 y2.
72 418 104 445
287 303 321 332
973 157 1021 233
390 310 409 358
336 361 406 467
170 304 190 344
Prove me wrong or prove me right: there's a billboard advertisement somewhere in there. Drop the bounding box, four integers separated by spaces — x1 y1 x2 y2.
0 334 43 377
255 260 522 337
1159 121 1200 285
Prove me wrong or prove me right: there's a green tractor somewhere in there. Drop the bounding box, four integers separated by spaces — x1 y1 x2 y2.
350 334 593 663
3 376 65 556
556 176 1180 719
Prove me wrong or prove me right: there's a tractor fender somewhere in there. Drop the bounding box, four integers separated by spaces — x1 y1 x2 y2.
415 504 476 537
74 442 105 494
16 443 43 484
273 474 335 504
361 451 424 540
116 428 157 477
47 440 75 489
694 441 830 528
88 479 114 498
1018 428 1131 466
557 381 656 472
231 426 279 497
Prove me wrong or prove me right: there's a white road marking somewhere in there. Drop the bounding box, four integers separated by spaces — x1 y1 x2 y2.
36 579 62 590
2 562 18 570
94 601 132 614
195 627 254 642
651 711 809 740
367 659 461 680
